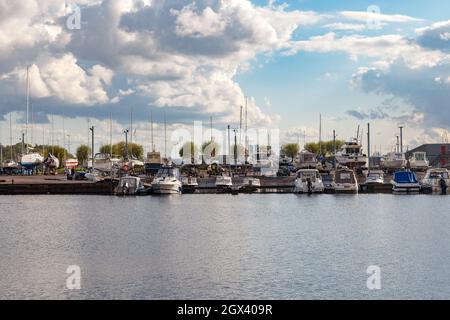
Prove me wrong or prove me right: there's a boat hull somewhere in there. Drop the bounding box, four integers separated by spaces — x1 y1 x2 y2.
152 183 182 194
392 183 421 193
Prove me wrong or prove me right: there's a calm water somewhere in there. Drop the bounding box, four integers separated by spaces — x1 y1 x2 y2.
1 194 450 300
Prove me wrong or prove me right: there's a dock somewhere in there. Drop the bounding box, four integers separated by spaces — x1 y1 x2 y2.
0 176 117 195
0 174 401 195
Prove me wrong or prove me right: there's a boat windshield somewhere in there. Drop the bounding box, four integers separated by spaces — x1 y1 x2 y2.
336 171 355 183
414 153 425 161
156 168 178 177
297 171 319 181
429 172 449 179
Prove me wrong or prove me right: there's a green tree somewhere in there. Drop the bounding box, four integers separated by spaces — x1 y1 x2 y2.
305 140 345 156
282 143 300 160
76 145 91 165
202 141 220 158
179 141 197 158
100 142 144 159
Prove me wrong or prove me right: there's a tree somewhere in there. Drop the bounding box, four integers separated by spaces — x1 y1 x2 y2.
100 142 144 159
76 145 91 165
282 143 299 160
179 141 197 158
305 140 345 156
202 140 220 157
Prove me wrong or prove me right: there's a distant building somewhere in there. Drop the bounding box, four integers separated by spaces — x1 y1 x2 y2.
406 144 450 167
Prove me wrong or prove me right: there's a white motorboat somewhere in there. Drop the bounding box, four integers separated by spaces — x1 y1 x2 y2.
151 167 182 194
421 168 450 193
294 150 319 169
181 176 199 194
381 152 407 170
409 152 429 171
332 168 359 193
92 153 114 172
21 152 44 170
215 175 233 192
335 140 367 169
391 171 421 193
2 159 19 169
364 170 385 184
294 169 324 194
116 176 145 196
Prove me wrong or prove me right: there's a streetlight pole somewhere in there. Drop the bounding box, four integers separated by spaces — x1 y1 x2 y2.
399 126 404 153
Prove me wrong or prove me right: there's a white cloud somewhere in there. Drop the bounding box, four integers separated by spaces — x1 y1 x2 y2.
339 11 422 23
324 23 366 32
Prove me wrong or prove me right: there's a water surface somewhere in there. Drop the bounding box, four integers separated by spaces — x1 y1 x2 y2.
0 194 449 299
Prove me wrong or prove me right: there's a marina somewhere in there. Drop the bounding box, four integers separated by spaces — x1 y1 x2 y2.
0 169 446 195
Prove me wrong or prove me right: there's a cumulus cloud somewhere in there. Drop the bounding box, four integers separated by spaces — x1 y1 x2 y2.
0 0 325 129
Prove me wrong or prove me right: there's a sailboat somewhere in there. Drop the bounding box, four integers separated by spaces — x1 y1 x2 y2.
20 66 44 171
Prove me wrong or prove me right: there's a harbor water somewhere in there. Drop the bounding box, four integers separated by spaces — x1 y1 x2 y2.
1 194 450 299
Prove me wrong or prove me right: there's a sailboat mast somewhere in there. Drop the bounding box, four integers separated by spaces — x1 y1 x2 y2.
239 106 243 146
110 111 113 157
151 111 154 152
319 113 322 156
245 96 248 162
25 66 30 145
130 106 133 158
9 113 13 160
164 111 167 159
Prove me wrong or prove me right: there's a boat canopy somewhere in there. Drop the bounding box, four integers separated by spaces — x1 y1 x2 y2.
394 171 418 183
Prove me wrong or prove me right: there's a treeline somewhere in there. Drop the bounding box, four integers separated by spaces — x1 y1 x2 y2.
281 140 345 159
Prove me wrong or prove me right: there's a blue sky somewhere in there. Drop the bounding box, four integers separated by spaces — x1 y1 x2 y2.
0 0 449 155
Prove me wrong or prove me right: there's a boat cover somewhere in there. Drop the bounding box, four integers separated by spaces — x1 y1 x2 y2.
394 171 418 183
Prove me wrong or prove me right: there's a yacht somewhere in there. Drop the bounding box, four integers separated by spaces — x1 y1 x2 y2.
332 168 359 193
116 176 145 196
92 153 114 172
240 177 261 193
294 150 318 169
409 152 429 171
321 172 335 193
364 170 385 185
335 140 367 169
20 152 44 171
151 167 182 194
294 169 324 194
421 168 450 194
181 176 199 194
215 175 233 192
391 171 420 193
2 159 19 169
381 152 407 170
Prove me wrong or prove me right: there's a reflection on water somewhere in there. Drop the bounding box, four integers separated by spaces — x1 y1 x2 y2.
1 194 450 299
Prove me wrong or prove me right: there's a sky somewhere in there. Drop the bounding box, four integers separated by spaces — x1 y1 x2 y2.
0 0 449 156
